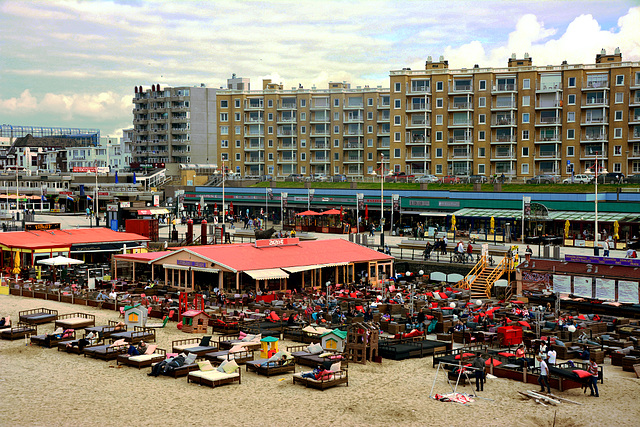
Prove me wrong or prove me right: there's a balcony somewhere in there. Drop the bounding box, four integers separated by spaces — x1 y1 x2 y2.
406 152 430 160
582 97 607 107
344 156 363 163
310 156 328 164
343 142 363 149
277 156 296 163
277 143 296 150
536 82 562 92
631 97 640 107
492 101 517 110
310 115 329 123
628 149 640 159
447 152 473 161
377 113 390 122
449 84 472 94
310 130 330 137
536 117 561 126
377 141 390 149
344 115 364 123
630 132 640 141
408 136 430 145
245 130 264 137
277 128 297 137
310 142 329 150
377 128 390 136
581 117 607 125
493 84 517 92
343 129 364 137
491 117 516 126
245 117 264 124
407 117 428 128
448 102 472 111
245 156 263 164
535 134 560 144
407 102 430 112
246 100 264 110
245 142 264 150
378 100 391 109
580 133 606 143
492 135 516 144
535 100 562 109
493 150 516 159
448 120 472 127
580 151 608 161
277 117 297 124
344 103 364 110
448 136 472 144
534 151 560 160
410 83 431 94
631 115 640 124
583 81 609 90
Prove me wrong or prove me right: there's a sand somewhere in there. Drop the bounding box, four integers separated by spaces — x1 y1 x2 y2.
1 295 639 427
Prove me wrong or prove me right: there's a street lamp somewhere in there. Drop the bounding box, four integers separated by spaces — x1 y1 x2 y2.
307 188 314 211
221 159 226 222
380 154 385 248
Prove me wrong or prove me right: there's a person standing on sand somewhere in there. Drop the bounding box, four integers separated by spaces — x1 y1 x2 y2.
537 355 550 393
588 357 599 397
472 354 486 392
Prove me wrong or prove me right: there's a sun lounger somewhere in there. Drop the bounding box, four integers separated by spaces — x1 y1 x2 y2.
379 338 451 360
83 343 128 360
117 348 167 369
187 367 241 387
246 357 295 377
292 367 348 390
84 321 127 340
55 313 96 329
19 308 58 325
0 323 37 340
203 349 255 365
287 344 346 368
110 326 156 343
171 336 217 354
30 329 76 348
218 334 262 350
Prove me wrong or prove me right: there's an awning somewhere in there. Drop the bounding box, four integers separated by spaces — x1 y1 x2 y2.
418 212 449 217
452 208 640 223
70 242 145 253
163 264 219 273
137 208 170 215
245 268 289 280
283 262 350 274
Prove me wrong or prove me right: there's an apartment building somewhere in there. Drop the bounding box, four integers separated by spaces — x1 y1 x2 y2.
389 49 640 178
216 78 391 178
131 84 218 166
218 49 640 180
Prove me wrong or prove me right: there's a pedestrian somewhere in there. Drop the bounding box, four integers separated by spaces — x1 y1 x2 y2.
537 355 550 393
602 239 610 257
587 356 599 397
525 245 533 263
472 354 486 392
442 235 448 255
466 241 474 262
369 223 375 237
547 347 557 367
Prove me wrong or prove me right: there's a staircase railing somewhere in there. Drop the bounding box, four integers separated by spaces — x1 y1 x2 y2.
457 255 486 289
481 256 515 298
505 280 518 302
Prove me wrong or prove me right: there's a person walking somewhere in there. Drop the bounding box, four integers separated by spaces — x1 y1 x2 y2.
442 235 448 255
603 239 610 257
587 356 599 397
466 241 474 262
525 245 533 262
369 223 375 237
537 355 551 393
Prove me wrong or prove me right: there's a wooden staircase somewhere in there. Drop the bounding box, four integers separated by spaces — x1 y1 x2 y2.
459 256 515 300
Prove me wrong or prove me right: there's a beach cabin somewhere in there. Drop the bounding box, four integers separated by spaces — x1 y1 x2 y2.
321 329 347 352
124 303 148 328
181 310 210 334
260 336 279 359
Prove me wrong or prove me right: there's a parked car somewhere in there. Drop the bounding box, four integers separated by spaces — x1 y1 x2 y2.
624 175 640 184
385 172 414 182
466 175 488 183
285 173 304 182
332 174 347 182
597 172 624 184
311 173 328 182
441 175 461 184
414 174 440 183
562 174 593 184
526 174 559 184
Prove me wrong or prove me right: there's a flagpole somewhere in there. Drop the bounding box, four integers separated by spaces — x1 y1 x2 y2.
95 161 98 227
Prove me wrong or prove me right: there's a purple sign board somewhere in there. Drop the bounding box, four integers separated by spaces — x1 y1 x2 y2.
177 259 207 268
565 254 640 268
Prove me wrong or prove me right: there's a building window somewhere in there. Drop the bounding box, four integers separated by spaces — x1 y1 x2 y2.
567 111 575 122
394 115 401 125
235 99 240 108
220 139 229 148
568 77 576 87
616 75 624 85
478 114 486 124
220 100 228 108
436 115 443 125
368 152 373 160
334 152 339 160
235 126 241 135
301 99 306 107
478 130 485 141
615 92 624 103
522 147 529 157
334 98 339 107
268 139 273 147
235 153 241 161
479 97 486 107
436 98 443 108
394 99 401 109
567 146 574 156
436 81 443 92
268 113 273 121
436 131 443 141
221 153 228 161
615 111 623 121
334 112 339 121
300 139 306 147
268 100 273 107
220 126 229 135
334 139 339 147
436 148 443 158
394 132 401 142
478 164 485 174
567 129 575 139
521 163 529 174
394 148 401 158
614 145 622 155
367 138 373 147
522 95 530 107
235 113 241 121
394 82 401 92
300 166 306 174
614 128 622 139
235 140 241 148
614 163 622 173
522 113 529 123
268 152 273 161
479 80 486 91
368 98 373 106
334 125 339 134
220 113 228 121
478 147 486 157
268 126 273 134
436 164 443 174
367 125 373 133
300 112 306 120
523 79 530 90
367 111 373 120
300 153 306 161
568 94 576 105
300 126 306 134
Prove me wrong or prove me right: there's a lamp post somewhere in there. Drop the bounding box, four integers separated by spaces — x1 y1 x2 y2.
221 159 226 222
380 153 385 248
594 151 599 255
281 192 287 231
95 160 99 227
307 188 314 211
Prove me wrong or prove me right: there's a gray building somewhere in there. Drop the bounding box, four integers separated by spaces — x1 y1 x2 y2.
132 84 218 166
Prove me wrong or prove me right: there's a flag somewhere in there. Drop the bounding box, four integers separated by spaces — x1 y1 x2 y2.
66 195 74 201
115 171 119 184
133 172 137 184
229 202 234 215
365 204 369 219
87 195 92 201
41 195 46 201
340 205 344 221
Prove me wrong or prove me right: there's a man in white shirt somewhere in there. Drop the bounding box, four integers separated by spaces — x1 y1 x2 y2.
537 356 551 393
603 239 610 257
547 348 557 366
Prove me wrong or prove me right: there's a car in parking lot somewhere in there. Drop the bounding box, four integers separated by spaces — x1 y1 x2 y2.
285 173 304 182
332 174 347 182
562 174 593 184
597 172 624 184
526 174 559 184
414 174 440 183
466 175 488 183
385 172 414 182
624 175 640 184
441 175 461 184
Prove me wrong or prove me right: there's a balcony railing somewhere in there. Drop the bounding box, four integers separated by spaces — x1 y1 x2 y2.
536 151 558 158
582 134 605 141
410 118 427 126
407 102 429 111
538 134 559 141
449 102 471 110
493 102 516 109
312 143 329 149
584 97 606 105
584 81 608 89
536 82 562 91
277 129 296 136
245 143 264 149
491 118 515 126
494 135 516 142
343 142 363 149
280 103 296 109
278 144 296 150
494 84 517 91
344 156 363 162
448 136 472 143
538 117 560 124
449 121 472 127
582 118 606 124
451 84 472 92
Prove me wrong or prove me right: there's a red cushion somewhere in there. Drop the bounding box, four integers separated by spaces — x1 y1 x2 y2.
454 352 475 360
425 292 433 297
356 306 363 312
498 352 516 357
518 321 531 328
431 302 439 308
441 307 454 310
573 369 591 379
446 287 452 292
578 314 586 320
511 301 524 304
486 359 502 366
350 293 357 298
426 315 434 320
438 292 448 299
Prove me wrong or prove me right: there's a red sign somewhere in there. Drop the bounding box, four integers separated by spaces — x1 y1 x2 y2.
98 192 109 196
60 191 72 195
255 238 299 248
73 167 97 173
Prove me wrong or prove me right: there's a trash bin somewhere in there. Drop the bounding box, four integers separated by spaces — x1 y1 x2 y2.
553 246 561 259
543 245 550 258
594 246 600 256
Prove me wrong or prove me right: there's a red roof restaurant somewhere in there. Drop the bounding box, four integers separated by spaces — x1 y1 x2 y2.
114 238 394 293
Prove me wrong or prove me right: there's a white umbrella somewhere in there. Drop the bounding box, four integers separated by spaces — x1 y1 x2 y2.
447 273 464 283
37 255 84 266
430 272 446 282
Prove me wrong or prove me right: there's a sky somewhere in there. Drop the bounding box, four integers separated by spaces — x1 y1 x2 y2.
1 0 639 138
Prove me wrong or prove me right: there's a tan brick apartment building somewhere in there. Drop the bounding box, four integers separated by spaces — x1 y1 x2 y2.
215 49 640 180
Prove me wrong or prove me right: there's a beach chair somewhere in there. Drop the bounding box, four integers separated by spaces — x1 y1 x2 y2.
147 316 169 329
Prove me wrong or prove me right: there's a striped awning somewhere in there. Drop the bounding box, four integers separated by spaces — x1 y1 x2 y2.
245 268 289 280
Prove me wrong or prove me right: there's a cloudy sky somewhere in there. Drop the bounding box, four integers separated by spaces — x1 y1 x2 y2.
1 0 639 137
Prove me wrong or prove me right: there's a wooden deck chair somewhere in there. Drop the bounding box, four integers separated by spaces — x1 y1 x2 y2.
147 316 169 329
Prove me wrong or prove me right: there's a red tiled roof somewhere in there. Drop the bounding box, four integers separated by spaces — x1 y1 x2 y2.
519 259 640 280
0 228 149 250
116 251 173 263
115 239 393 272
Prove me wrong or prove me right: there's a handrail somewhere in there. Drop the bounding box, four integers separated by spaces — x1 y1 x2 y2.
458 255 486 289
482 256 513 297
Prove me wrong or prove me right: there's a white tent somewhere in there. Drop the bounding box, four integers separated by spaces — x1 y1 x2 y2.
37 256 84 266
430 272 446 282
447 273 465 283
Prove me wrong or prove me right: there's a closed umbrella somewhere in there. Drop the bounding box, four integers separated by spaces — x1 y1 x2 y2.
490 216 495 235
451 214 456 232
12 253 20 275
613 220 619 240
564 220 570 238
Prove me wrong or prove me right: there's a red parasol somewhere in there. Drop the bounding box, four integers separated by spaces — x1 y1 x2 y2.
229 202 234 215
214 202 218 214
365 204 368 219
340 205 344 220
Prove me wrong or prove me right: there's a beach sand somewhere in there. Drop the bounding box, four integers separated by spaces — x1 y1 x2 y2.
1 295 639 427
